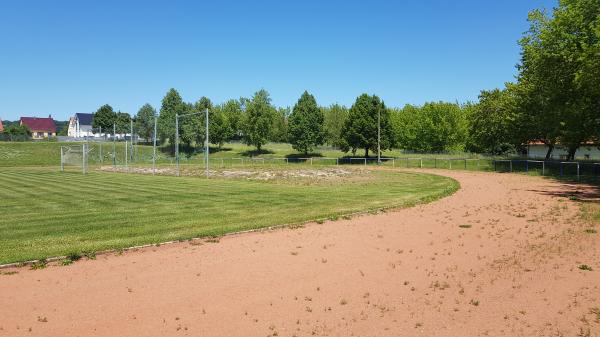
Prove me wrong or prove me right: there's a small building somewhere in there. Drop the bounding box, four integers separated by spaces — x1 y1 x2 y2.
527 141 600 160
67 113 94 138
0 119 4 133
20 116 57 140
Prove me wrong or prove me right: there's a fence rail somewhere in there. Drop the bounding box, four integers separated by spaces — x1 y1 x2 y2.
61 143 600 179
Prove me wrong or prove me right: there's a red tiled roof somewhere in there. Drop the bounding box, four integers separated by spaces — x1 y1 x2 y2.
20 117 56 132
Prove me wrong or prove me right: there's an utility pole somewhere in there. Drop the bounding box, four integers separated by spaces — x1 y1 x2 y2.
153 116 157 175
130 119 134 162
377 108 381 164
99 126 102 163
175 114 179 177
113 123 116 167
205 108 209 178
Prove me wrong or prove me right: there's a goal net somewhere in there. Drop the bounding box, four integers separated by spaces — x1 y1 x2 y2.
60 144 89 174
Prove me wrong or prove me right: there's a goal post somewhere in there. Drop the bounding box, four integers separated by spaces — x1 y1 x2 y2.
60 144 89 174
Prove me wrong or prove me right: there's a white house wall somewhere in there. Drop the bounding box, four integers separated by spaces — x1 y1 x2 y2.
528 145 600 160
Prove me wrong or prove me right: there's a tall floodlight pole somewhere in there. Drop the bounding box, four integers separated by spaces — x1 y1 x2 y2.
99 126 103 163
130 119 134 162
113 123 116 167
377 109 381 164
175 113 179 177
153 116 157 175
205 108 209 178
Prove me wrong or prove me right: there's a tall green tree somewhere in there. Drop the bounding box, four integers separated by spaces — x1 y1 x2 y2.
243 89 276 151
466 88 518 154
322 104 348 148
210 104 234 148
178 102 198 148
342 94 394 157
390 104 420 151
517 0 600 159
135 103 157 142
158 88 186 145
115 111 131 134
221 99 244 139
288 91 324 154
271 107 289 143
417 102 467 152
92 104 117 131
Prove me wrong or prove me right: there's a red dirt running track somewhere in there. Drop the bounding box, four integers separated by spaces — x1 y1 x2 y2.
1 170 599 337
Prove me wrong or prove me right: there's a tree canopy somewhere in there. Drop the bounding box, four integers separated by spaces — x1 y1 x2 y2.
243 89 276 151
92 104 117 131
288 91 324 154
342 94 394 157
135 103 156 142
158 88 186 145
515 0 600 159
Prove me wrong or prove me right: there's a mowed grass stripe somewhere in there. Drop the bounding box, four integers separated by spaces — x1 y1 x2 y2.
0 167 458 264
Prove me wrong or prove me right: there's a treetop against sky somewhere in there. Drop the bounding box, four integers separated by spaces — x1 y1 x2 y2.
0 0 556 120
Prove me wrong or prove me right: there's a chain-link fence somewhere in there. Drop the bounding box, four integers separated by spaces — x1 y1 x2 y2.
492 159 600 179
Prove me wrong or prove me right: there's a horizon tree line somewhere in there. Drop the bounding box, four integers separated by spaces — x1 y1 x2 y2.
47 0 599 159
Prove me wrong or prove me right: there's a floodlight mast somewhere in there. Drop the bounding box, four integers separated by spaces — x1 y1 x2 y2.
175 113 179 176
152 116 157 175
377 109 381 164
205 108 209 179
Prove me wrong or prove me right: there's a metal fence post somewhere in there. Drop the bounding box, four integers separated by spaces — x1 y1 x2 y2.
82 144 86 174
542 161 545 175
310 158 313 166
364 158 366 166
577 163 580 180
60 147 64 172
510 160 512 172
560 163 563 176
494 160 496 171
392 158 395 168
526 160 529 173
449 159 452 170
464 159 467 170
420 158 423 168
125 140 128 171
435 158 437 168
336 158 338 166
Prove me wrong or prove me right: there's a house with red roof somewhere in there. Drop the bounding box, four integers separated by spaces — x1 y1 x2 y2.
20 116 57 140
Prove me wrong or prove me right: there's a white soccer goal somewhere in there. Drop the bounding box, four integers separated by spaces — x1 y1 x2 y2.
60 144 89 174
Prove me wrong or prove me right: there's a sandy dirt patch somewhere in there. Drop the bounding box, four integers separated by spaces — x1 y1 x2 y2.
1 170 599 337
98 166 358 181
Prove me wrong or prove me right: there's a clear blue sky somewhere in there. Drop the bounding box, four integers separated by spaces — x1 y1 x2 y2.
0 0 556 121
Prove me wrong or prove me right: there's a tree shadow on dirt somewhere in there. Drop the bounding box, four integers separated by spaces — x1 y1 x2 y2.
526 177 600 202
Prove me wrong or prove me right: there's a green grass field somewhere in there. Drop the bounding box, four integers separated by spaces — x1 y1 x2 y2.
0 166 459 264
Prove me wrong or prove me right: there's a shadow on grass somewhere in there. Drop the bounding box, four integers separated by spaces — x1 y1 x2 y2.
285 153 324 159
157 145 232 157
240 148 275 157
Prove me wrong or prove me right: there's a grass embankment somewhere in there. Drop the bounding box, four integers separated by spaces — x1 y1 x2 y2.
0 167 459 264
0 141 489 169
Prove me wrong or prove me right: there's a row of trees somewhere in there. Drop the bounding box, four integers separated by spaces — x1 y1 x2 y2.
86 0 597 159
